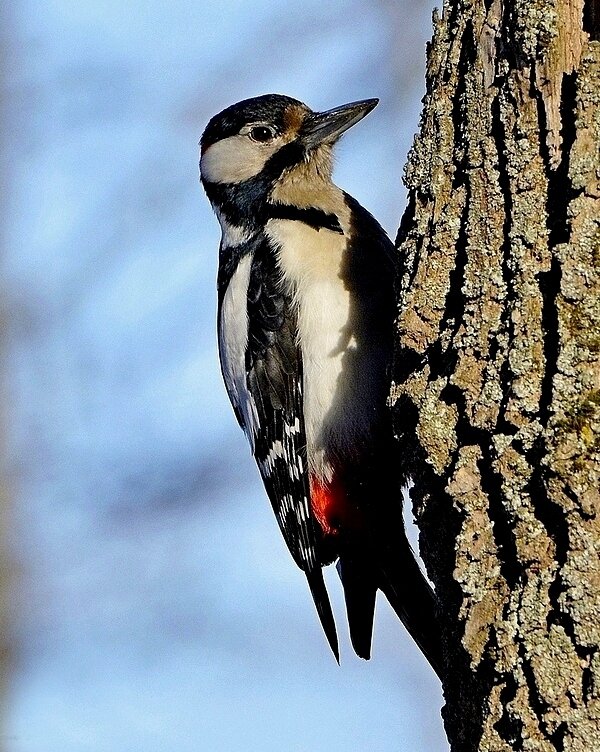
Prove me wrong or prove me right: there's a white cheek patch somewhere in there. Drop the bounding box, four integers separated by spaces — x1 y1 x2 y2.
201 135 276 184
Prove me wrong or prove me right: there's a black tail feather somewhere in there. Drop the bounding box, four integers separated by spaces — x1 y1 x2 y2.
378 540 443 679
306 567 339 663
336 554 377 660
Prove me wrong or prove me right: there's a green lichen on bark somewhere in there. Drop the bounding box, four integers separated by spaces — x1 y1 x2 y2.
392 0 599 749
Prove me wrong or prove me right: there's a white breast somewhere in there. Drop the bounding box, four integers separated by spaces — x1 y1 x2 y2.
266 218 377 482
219 252 258 446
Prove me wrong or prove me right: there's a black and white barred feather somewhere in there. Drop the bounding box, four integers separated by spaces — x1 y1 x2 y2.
217 236 339 659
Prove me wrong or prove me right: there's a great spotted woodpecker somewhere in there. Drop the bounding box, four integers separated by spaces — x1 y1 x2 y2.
200 94 441 675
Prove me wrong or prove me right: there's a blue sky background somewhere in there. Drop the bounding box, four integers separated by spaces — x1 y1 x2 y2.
3 1 448 750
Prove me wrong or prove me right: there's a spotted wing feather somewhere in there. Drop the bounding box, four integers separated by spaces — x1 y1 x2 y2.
245 240 339 659
245 241 316 570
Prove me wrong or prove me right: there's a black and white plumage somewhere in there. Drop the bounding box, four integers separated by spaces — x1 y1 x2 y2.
200 94 441 675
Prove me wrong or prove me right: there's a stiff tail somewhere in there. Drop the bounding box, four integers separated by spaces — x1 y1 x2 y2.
378 540 443 679
305 567 339 662
336 554 377 660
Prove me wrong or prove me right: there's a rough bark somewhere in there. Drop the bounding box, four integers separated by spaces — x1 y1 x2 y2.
391 1 600 750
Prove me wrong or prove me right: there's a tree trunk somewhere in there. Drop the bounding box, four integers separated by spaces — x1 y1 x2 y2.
391 1 600 749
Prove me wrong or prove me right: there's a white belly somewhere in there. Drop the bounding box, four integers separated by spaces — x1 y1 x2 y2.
267 218 377 482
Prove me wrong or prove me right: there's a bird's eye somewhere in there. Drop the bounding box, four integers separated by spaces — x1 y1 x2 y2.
249 126 275 143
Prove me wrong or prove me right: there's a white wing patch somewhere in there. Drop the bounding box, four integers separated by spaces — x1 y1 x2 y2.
259 439 285 473
259 419 303 480
219 253 259 446
284 417 301 436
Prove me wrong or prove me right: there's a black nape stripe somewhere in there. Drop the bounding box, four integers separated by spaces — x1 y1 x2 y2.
267 203 344 234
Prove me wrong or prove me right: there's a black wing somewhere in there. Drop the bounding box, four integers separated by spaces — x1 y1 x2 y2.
245 240 339 659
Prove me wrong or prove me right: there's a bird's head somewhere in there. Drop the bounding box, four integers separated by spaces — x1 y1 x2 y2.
200 94 378 225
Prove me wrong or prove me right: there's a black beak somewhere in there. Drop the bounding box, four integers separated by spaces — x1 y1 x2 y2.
301 98 379 149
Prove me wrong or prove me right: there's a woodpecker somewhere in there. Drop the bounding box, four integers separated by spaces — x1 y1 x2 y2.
200 94 441 675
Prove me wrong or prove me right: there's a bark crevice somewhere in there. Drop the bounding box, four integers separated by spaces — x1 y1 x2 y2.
583 0 600 40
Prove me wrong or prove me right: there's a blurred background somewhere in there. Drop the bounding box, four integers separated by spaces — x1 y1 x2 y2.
1 1 447 750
